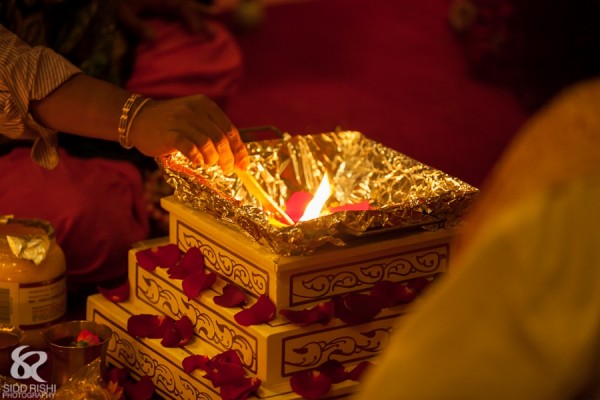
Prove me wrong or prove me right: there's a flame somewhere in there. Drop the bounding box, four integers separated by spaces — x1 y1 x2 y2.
299 172 331 221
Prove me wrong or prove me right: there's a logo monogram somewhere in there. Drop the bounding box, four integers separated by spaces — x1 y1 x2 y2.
10 345 47 383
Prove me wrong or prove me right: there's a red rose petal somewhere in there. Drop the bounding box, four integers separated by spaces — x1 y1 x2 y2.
182 354 210 374
160 328 180 347
135 244 180 271
75 329 100 346
182 271 217 300
345 361 373 381
214 283 247 308
234 295 276 326
280 301 334 326
98 280 130 302
285 191 313 223
333 293 382 325
371 280 418 307
184 350 258 398
220 377 261 400
127 314 175 339
107 366 130 385
206 350 246 387
123 375 155 400
161 315 194 347
407 276 432 293
106 380 124 400
213 349 244 367
393 283 418 304
370 280 399 308
169 246 205 279
175 315 194 343
317 360 346 384
290 370 332 400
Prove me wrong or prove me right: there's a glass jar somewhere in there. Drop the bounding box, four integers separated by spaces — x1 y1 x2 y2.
0 218 67 336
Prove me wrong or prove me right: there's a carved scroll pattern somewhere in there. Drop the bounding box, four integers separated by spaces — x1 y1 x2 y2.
106 328 216 399
292 245 448 304
177 221 269 296
283 327 394 375
137 271 258 373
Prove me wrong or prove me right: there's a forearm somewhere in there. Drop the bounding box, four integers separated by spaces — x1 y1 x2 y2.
29 74 131 143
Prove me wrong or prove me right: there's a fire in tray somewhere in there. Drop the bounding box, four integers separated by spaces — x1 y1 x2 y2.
157 131 478 256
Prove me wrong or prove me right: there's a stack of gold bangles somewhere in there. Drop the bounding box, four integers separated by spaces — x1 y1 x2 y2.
118 93 151 149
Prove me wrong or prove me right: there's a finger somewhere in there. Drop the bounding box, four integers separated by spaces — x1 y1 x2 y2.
214 133 237 175
169 131 212 165
225 128 250 170
204 106 249 170
198 138 221 167
168 130 205 165
176 116 223 167
189 120 235 173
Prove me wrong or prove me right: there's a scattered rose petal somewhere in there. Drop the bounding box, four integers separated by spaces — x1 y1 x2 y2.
182 354 210 374
290 370 332 400
182 271 217 300
284 191 313 223
161 315 194 347
204 350 246 387
370 280 400 308
407 276 432 293
329 200 371 213
317 360 346 384
74 329 100 347
135 244 180 271
106 379 124 400
184 350 261 400
123 375 155 400
289 359 374 399
333 293 382 325
127 314 175 339
234 295 276 326
371 280 419 306
214 283 247 308
280 301 335 326
107 366 130 385
220 376 261 400
168 246 204 279
393 283 418 303
346 361 373 381
98 280 130 302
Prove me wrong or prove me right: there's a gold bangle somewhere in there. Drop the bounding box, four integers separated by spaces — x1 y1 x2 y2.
124 97 151 149
118 93 143 149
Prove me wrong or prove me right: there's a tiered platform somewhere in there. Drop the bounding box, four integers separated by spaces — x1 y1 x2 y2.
87 196 458 399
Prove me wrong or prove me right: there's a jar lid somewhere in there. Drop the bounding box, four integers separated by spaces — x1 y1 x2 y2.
0 217 55 265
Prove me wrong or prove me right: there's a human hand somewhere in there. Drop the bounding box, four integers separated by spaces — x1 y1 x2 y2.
118 0 215 41
129 94 249 174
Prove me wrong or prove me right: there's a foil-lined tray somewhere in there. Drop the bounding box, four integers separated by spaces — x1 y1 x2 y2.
157 131 478 256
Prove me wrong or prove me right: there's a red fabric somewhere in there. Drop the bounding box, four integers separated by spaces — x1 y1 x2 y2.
125 18 243 105
227 0 529 187
0 148 149 286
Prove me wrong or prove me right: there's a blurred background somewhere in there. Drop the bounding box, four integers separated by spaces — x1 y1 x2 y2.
225 0 528 187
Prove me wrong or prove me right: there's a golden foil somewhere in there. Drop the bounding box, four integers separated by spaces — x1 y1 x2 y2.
1 218 52 265
157 131 478 255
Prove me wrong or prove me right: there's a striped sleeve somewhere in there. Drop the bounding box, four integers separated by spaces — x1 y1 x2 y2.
0 24 82 169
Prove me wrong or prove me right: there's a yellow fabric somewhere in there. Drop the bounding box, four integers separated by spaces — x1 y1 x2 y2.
354 79 600 399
